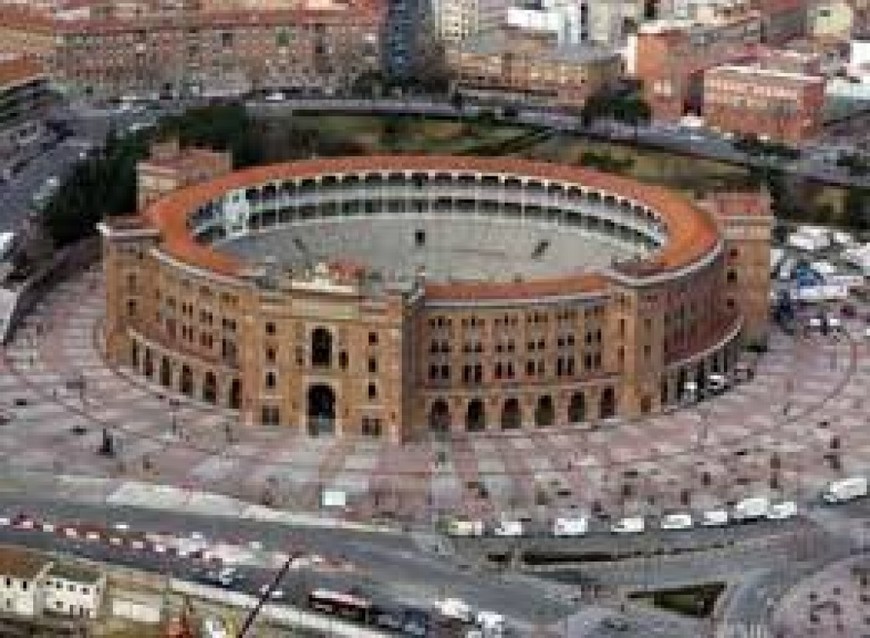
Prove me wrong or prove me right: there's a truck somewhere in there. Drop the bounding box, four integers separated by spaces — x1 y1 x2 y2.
732 496 770 522
493 520 524 537
447 519 484 537
822 476 868 504
553 517 588 537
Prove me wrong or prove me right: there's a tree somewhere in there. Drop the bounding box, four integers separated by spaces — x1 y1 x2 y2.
845 186 870 232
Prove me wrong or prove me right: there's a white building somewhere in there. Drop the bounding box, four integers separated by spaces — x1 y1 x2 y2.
506 1 588 44
433 0 507 43
0 548 51 617
43 563 106 619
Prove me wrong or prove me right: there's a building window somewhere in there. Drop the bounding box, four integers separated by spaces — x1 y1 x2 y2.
261 405 280 426
265 371 276 389
368 357 377 374
368 331 378 345
367 383 377 400
266 347 276 363
265 322 276 335
727 270 737 283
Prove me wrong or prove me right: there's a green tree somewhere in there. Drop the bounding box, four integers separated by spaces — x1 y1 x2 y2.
42 128 147 247
844 186 870 231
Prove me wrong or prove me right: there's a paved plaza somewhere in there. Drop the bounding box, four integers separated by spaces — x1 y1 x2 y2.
1 265 869 526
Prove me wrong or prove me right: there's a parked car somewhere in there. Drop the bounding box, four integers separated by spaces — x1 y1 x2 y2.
766 500 797 520
611 516 645 534
660 513 693 531
553 517 588 537
700 509 729 527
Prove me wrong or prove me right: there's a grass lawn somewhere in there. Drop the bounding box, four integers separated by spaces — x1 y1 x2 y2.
257 113 851 220
629 582 726 618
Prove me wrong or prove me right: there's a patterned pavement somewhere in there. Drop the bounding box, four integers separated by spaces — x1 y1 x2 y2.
2 265 870 526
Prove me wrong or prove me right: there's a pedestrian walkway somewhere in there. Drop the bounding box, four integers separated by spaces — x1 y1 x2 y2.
0 266 869 527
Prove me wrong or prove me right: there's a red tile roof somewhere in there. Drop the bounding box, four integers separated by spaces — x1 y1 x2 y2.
0 56 45 89
142 155 722 298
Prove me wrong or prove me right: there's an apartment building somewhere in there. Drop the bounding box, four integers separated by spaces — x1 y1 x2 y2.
0 55 52 177
0 548 51 617
703 63 825 142
634 7 762 119
0 3 384 99
43 563 106 619
448 27 621 107
433 0 506 43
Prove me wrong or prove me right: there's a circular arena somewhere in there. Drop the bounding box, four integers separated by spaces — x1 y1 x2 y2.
99 155 769 443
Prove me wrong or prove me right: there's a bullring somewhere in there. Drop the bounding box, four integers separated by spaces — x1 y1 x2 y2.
99 152 771 443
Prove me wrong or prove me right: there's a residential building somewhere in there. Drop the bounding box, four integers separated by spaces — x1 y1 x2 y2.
633 8 762 119
433 0 506 43
586 0 644 45
750 0 807 44
0 55 52 177
809 0 854 41
43 563 106 619
0 548 51 617
0 4 384 99
448 27 621 107
137 138 233 211
506 0 589 44
703 63 825 142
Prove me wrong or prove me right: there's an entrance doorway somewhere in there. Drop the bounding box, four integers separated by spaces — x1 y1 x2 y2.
307 384 336 435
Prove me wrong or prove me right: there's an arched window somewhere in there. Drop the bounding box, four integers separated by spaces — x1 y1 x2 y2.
180 365 193 396
600 387 616 419
311 327 332 368
429 400 450 433
567 392 585 423
143 349 153 378
229 379 242 409
203 371 217 404
160 357 172 387
535 395 555 427
466 399 486 432
501 398 521 430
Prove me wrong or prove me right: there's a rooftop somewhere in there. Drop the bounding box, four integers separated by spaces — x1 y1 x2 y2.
707 62 825 82
47 562 103 584
460 29 618 63
0 547 50 580
0 57 46 90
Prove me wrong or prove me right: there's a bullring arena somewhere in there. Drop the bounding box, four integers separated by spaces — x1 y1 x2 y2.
0 144 866 531
99 151 771 443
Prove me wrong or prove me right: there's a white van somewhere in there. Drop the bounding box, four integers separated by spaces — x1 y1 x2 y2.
493 520 524 537
733 496 770 522
447 519 485 537
439 598 473 622
700 509 729 527
822 476 868 504
553 517 588 537
611 516 645 534
660 513 693 531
